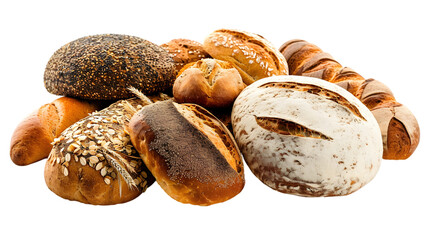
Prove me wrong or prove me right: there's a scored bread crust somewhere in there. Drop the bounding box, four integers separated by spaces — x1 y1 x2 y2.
203 29 288 85
173 59 246 108
128 100 244 206
10 97 103 166
160 38 211 75
279 39 420 160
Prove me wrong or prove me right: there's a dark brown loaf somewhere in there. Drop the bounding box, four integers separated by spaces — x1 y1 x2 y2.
160 38 211 75
279 39 420 160
10 97 104 166
44 98 164 205
44 34 176 100
173 58 246 108
128 100 245 206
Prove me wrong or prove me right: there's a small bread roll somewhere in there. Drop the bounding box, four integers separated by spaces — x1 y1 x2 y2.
203 29 288 85
10 97 104 166
161 39 211 75
173 59 246 108
44 34 176 100
45 98 157 205
232 75 382 197
128 100 245 206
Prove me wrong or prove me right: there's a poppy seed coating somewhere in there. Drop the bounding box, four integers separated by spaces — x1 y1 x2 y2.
44 34 176 100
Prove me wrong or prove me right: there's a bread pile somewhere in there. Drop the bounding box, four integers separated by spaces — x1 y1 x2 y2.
10 30 420 206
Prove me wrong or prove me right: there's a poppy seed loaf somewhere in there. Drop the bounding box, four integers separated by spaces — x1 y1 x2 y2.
44 34 176 100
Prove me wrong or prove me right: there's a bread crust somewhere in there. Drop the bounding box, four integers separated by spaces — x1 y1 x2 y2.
173 59 245 108
44 98 156 205
44 34 176 100
203 29 288 85
44 154 142 205
10 97 102 166
161 38 211 75
129 100 244 205
232 76 382 197
280 39 420 160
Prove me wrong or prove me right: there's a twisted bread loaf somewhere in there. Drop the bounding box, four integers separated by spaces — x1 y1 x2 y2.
279 40 420 160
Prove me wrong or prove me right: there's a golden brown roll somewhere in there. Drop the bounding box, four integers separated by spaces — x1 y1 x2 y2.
161 38 211 75
128 100 245 206
173 58 246 108
10 97 104 166
44 98 159 205
203 29 289 85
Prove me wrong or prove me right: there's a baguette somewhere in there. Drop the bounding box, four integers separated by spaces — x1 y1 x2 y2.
279 40 420 159
10 97 104 166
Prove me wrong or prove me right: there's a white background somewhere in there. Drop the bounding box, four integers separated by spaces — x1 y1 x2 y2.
1 0 427 239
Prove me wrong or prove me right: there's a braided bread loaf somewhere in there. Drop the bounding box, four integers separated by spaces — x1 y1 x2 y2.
279 39 419 160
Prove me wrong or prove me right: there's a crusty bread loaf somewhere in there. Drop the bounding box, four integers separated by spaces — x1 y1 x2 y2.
161 38 211 75
44 34 176 100
279 39 420 160
173 58 245 108
128 100 245 206
10 97 104 166
203 29 289 85
232 76 382 196
44 96 171 205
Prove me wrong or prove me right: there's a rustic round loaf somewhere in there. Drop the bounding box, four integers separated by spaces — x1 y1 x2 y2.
44 34 176 100
128 100 245 206
203 29 289 85
173 58 246 108
231 75 382 197
44 98 156 205
161 38 211 75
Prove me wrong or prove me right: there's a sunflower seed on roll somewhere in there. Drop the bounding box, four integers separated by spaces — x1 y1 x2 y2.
44 34 176 100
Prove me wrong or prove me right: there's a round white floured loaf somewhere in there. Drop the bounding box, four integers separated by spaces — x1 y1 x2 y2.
231 75 382 197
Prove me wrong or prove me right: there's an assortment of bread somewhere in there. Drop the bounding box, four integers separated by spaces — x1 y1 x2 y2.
10 29 420 205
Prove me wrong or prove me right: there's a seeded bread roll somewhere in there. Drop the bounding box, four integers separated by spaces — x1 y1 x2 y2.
128 100 245 206
173 59 246 108
44 97 170 205
44 34 176 100
203 29 289 85
10 97 104 166
161 38 211 75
